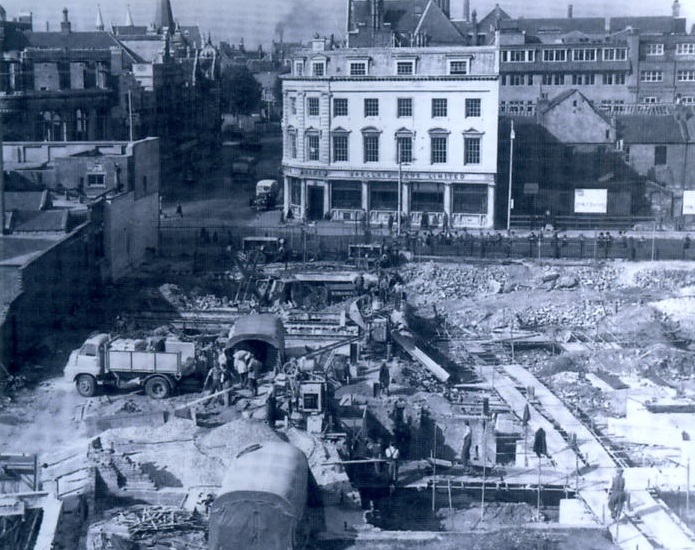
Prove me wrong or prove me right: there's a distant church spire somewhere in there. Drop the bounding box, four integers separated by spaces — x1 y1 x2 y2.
154 0 175 33
95 5 104 31
125 4 134 26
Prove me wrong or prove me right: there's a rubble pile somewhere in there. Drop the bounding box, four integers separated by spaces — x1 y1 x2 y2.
545 371 610 415
401 262 510 303
516 300 612 330
633 269 695 291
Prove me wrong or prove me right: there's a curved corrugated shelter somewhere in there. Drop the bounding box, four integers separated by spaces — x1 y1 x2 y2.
225 314 285 369
208 441 309 550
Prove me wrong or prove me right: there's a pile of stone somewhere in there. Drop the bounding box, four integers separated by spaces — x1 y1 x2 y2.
517 300 612 330
633 268 695 291
402 262 510 304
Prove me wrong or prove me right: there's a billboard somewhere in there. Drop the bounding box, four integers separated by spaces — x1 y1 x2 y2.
683 190 695 216
574 189 607 214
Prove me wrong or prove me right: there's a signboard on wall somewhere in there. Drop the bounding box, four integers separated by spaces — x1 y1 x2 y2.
683 190 695 215
574 188 607 214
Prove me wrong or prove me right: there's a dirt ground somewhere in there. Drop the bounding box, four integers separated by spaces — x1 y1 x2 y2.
310 526 618 550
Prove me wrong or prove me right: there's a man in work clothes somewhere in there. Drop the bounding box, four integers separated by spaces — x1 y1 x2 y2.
385 441 400 484
608 468 629 520
461 420 472 468
247 356 262 396
233 349 252 387
204 363 223 394
378 362 390 397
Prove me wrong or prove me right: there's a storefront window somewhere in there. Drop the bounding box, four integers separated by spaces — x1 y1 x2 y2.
411 182 444 212
331 181 362 209
369 181 398 210
290 178 302 205
452 184 487 214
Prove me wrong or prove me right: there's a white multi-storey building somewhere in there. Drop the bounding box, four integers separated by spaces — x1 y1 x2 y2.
281 39 499 229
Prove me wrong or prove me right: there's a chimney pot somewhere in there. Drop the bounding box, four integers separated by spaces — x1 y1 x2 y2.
673 0 681 18
568 5 573 19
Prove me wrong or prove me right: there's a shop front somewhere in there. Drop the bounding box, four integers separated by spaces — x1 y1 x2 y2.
283 167 495 229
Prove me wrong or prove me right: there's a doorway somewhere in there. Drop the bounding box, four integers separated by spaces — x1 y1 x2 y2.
307 186 324 220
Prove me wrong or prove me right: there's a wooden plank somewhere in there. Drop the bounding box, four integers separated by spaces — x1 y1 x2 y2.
392 331 450 382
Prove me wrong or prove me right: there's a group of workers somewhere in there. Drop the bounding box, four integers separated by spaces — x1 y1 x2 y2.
204 346 263 397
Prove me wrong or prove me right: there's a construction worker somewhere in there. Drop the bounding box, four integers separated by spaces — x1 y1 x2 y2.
247 356 262 396
233 349 252 387
204 362 223 394
608 468 628 520
378 362 390 397
461 420 472 468
385 440 400 484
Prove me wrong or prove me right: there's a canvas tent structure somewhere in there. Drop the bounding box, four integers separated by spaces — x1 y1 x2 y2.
225 314 285 371
208 441 310 550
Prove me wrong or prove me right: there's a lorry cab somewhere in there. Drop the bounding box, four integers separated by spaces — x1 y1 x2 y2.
70 334 109 377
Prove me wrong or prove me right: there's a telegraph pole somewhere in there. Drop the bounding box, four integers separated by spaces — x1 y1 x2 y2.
506 120 515 232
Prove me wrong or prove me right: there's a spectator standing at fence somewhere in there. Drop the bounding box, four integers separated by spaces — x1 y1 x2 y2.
628 235 636 261
605 232 613 259
387 213 394 235
683 234 691 260
528 232 536 257
175 203 183 218
578 233 585 259
442 212 449 232
421 211 429 230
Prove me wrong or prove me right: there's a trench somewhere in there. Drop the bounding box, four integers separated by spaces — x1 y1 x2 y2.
362 486 574 531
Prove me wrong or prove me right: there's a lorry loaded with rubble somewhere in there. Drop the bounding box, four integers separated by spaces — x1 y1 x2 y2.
64 334 198 399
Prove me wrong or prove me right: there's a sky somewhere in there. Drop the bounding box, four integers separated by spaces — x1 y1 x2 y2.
1 0 692 48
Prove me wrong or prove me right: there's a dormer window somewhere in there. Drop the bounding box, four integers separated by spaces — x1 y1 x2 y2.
396 61 414 75
293 60 304 76
448 59 469 75
349 61 368 76
312 61 325 77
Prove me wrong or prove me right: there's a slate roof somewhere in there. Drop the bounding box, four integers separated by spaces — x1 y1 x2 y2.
415 1 466 44
24 31 122 50
4 191 49 212
540 89 612 124
11 210 70 233
0 236 58 265
618 115 689 144
111 25 149 36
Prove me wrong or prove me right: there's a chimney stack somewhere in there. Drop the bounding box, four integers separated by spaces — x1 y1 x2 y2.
568 5 573 19
61 7 71 33
605 16 611 33
463 0 470 22
672 0 681 18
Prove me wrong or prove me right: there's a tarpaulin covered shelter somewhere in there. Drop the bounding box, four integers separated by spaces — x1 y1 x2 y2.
208 441 310 550
225 314 285 371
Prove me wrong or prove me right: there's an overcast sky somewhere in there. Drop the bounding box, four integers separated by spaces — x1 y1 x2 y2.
1 0 691 47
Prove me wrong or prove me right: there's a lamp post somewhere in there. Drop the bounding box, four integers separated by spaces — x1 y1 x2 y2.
506 120 515 233
397 140 402 237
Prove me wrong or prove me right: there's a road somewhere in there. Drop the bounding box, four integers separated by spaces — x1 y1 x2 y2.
160 134 283 225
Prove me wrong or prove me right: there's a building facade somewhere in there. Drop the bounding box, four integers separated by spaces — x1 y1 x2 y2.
0 2 221 187
282 40 499 228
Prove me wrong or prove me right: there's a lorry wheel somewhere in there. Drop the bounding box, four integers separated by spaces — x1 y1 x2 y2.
76 375 97 397
145 376 171 399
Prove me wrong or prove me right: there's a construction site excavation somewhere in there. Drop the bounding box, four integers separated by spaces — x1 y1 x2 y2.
2 246 695 550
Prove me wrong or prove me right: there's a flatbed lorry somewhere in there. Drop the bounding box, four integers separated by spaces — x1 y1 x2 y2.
64 334 198 399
